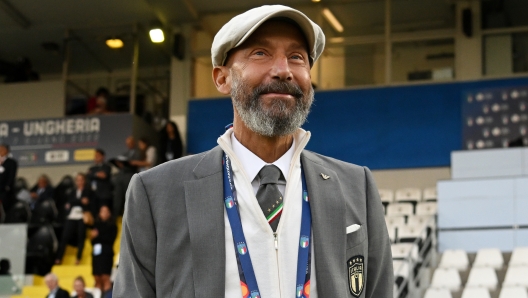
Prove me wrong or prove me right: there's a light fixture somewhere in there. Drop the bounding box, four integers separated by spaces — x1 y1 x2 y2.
322 8 344 33
149 25 165 43
106 38 124 49
312 0 321 2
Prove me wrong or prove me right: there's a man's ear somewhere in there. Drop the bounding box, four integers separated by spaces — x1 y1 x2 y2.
212 66 231 95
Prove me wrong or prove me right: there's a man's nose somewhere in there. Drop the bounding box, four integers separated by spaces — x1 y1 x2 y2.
271 55 293 81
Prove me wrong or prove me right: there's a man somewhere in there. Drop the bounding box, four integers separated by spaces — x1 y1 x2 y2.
87 148 113 210
115 5 392 298
111 136 139 216
29 174 54 210
44 273 70 298
0 143 18 213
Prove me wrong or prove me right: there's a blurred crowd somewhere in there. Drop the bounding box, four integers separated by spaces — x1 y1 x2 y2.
0 120 183 296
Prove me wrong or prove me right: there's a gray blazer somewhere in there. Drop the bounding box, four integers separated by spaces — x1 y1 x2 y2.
114 146 393 298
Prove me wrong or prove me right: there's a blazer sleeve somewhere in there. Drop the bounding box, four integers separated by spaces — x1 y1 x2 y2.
364 167 394 298
113 174 157 298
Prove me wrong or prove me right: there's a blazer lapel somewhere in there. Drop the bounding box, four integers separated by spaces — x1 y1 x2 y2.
184 146 226 297
301 151 347 297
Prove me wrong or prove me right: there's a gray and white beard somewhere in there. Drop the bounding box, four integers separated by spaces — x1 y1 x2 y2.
230 71 314 137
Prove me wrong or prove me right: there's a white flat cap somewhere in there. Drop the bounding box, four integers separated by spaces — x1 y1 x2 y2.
211 5 325 67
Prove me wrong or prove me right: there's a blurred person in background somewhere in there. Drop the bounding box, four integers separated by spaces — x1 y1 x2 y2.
44 273 69 298
90 205 117 296
87 149 113 212
130 138 156 172
29 174 54 210
0 143 17 213
72 276 94 298
112 136 139 216
87 87 110 114
158 121 183 164
55 173 94 265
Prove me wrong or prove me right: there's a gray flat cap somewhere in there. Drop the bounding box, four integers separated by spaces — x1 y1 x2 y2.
211 5 325 67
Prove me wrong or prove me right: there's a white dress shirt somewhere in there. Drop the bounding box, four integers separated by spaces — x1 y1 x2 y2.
218 128 317 298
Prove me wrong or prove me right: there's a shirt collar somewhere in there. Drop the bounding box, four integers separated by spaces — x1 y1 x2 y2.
231 133 295 182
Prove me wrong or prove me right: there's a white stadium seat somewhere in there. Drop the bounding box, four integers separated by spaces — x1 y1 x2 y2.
424 288 452 298
438 249 470 271
466 267 498 290
423 187 437 201
461 287 491 298
416 202 437 216
379 189 394 204
499 286 528 298
430 268 462 291
385 215 406 227
473 248 504 269
386 203 414 217
509 247 528 267
393 260 410 279
503 266 528 288
391 243 420 262
407 215 434 228
398 224 427 243
395 188 422 203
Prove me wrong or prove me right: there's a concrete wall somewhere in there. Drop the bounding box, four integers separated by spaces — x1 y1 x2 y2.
0 81 64 120
371 167 451 190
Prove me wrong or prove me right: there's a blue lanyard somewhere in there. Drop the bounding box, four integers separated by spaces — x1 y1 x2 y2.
223 153 312 298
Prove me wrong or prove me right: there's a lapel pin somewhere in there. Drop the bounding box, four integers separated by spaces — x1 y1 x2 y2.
321 173 330 180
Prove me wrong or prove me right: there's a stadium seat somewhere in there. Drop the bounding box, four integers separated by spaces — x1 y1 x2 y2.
391 243 420 262
393 260 410 279
509 247 528 267
499 286 528 298
503 266 528 288
379 189 394 204
398 224 427 244
395 188 422 203
416 202 437 215
386 203 414 217
386 224 397 243
473 248 504 269
461 287 491 298
423 187 437 201
424 288 453 298
466 267 498 290
385 215 406 227
438 249 469 271
407 215 434 227
4 199 31 223
430 268 462 291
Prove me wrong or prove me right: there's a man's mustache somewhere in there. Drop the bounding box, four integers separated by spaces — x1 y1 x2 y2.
254 81 304 99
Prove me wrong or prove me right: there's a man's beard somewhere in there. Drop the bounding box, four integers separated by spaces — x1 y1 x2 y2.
230 71 314 137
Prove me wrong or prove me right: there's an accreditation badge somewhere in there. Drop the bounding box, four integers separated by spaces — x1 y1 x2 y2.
347 255 364 297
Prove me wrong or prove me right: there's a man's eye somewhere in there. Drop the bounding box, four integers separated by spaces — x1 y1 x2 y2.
254 51 265 56
291 54 304 60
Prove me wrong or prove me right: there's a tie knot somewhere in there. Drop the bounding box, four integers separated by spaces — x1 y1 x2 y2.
258 165 282 185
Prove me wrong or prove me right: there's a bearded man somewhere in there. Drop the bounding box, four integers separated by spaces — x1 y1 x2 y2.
114 5 393 298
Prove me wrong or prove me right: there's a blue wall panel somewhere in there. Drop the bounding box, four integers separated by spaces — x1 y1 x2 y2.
187 77 528 169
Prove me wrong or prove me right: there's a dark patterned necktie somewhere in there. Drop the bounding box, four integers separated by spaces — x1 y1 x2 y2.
256 165 284 231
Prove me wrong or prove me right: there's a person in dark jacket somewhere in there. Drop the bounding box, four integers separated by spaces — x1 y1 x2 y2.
55 173 95 265
44 273 70 298
87 149 113 211
29 174 54 210
72 276 94 298
158 121 183 164
90 205 117 295
0 143 18 213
